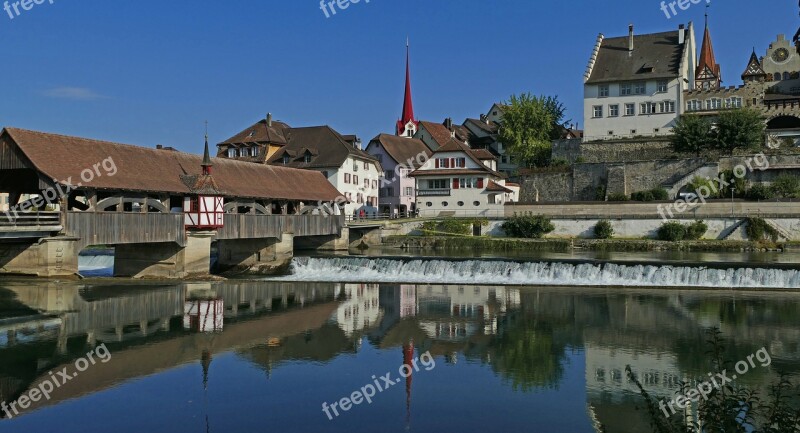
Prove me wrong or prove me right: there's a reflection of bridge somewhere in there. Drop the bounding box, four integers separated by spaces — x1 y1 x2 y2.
0 280 341 417
0 128 348 278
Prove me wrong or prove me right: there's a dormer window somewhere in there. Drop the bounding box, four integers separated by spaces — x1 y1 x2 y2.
227 148 236 158
251 147 259 157
304 153 312 163
282 154 290 165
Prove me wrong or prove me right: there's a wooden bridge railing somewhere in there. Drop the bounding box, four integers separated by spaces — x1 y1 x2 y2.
65 212 185 249
0 212 62 228
216 214 344 240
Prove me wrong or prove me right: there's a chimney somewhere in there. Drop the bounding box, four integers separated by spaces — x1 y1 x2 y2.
480 114 488 124
445 117 453 131
628 24 634 51
156 144 163 150
678 24 685 45
266 113 273 127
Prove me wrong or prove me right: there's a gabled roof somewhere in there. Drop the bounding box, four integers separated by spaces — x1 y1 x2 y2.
2 128 342 202
464 118 500 135
367 134 431 169
412 138 506 178
486 180 513 193
267 126 378 169
219 119 289 147
742 49 767 80
417 120 470 148
470 149 495 160
586 29 687 84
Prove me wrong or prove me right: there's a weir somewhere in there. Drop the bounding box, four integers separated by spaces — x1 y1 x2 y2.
273 257 800 289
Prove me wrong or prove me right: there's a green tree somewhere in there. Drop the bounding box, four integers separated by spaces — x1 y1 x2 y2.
714 108 765 155
770 174 800 198
498 93 567 167
671 114 714 156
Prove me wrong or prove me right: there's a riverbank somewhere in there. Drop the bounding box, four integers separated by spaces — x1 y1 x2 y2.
384 235 792 253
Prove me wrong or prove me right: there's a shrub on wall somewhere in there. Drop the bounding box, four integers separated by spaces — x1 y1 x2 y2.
607 193 629 202
502 213 555 239
420 218 488 236
770 174 800 198
746 184 774 201
685 220 708 240
657 221 687 241
745 217 780 242
594 220 614 239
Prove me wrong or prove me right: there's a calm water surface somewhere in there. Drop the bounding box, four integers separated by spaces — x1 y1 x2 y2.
1 270 799 432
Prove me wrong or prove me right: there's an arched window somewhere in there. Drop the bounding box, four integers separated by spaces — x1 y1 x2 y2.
775 73 782 81
784 72 791 81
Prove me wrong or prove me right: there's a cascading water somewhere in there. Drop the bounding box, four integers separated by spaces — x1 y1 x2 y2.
270 257 800 289
78 255 114 277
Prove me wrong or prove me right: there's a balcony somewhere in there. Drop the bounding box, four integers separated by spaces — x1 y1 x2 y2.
417 189 451 197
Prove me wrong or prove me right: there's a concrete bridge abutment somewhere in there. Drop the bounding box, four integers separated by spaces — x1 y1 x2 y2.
215 232 295 275
114 231 215 279
0 237 78 277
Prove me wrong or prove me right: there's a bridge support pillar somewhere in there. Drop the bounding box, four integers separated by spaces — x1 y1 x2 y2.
115 231 214 279
293 229 349 251
216 232 294 275
0 237 78 278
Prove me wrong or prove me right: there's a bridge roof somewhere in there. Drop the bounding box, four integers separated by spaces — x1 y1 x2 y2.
2 128 342 202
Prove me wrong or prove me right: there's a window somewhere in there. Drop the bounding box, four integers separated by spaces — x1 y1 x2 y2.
609 104 619 117
592 105 603 118
353 175 359 185
473 201 481 206
654 128 660 133
687 100 702 111
658 100 676 113
372 180 378 189
426 202 433 207
774 73 782 81
353 161 359 172
442 202 449 207
304 154 312 163
404 187 413 196
625 103 636 116
784 72 791 81
427 179 448 189
634 82 646 95
459 178 477 189
227 148 236 158
379 188 387 198
705 98 722 110
599 85 609 97
620 83 632 96
363 162 368 170
386 187 394 196
385 170 395 180
640 102 656 115
282 155 290 165
458 201 465 207
356 193 363 204
344 173 351 183
364 179 369 188
725 97 743 108
251 147 259 157
630 129 637 135
657 80 668 93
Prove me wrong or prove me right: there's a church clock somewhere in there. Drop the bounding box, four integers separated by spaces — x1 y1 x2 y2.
772 47 790 63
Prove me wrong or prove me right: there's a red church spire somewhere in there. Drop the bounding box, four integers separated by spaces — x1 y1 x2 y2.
396 40 419 136
695 10 721 89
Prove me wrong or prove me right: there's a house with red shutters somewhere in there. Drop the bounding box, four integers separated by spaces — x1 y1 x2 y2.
409 138 519 217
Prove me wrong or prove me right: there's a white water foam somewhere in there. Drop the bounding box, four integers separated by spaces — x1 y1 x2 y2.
78 255 114 277
268 257 800 289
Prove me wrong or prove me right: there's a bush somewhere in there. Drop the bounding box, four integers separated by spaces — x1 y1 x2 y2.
657 221 687 241
420 218 487 236
631 188 669 202
746 183 774 200
594 220 614 239
746 217 780 242
502 213 555 239
770 174 800 198
607 192 629 202
685 220 708 240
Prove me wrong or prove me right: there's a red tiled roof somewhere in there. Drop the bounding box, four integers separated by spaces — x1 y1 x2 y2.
367 134 431 168
3 128 342 202
486 180 513 193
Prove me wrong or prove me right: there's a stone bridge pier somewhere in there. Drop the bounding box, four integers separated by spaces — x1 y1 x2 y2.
215 232 295 275
0 237 79 278
114 231 216 279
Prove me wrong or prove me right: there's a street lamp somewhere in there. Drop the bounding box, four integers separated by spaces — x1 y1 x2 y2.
731 187 736 216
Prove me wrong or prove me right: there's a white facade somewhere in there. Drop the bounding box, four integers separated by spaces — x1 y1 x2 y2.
334 283 383 336
583 24 697 141
322 156 382 218
413 147 519 218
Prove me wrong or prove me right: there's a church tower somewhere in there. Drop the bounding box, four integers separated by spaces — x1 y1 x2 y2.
396 41 419 137
695 13 722 90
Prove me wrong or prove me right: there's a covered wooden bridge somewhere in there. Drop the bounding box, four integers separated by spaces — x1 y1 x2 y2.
0 127 347 278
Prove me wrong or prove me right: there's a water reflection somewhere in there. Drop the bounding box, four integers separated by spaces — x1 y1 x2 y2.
0 280 798 432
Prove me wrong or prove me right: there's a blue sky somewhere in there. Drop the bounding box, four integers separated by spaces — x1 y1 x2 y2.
0 0 796 154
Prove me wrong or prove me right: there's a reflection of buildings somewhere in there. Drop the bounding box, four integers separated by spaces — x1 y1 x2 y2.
183 283 224 333
333 284 382 336
415 285 520 340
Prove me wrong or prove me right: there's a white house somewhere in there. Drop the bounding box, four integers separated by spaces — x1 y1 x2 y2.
410 138 518 217
583 23 697 141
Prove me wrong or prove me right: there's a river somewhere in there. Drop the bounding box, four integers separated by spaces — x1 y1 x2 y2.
0 252 798 432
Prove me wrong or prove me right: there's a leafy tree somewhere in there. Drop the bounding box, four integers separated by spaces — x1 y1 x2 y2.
501 213 555 239
714 108 765 155
671 114 714 156
498 93 567 167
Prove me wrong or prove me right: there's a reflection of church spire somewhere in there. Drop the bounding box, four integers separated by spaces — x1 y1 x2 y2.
403 339 414 427
201 349 212 390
